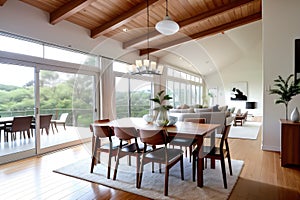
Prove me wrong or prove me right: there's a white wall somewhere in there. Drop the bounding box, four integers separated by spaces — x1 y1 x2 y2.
263 0 300 151
203 31 263 116
201 20 263 116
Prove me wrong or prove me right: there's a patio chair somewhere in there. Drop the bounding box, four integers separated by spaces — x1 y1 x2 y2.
4 116 33 142
31 114 53 135
51 113 69 132
0 116 5 142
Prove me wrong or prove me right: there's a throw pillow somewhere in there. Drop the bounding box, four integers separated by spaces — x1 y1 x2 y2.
212 104 219 112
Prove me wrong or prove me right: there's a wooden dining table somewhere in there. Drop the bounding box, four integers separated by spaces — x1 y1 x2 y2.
93 117 221 188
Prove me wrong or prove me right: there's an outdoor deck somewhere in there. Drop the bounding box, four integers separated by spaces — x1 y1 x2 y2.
0 126 91 157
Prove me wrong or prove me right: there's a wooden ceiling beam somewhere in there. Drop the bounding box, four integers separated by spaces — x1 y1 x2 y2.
0 0 7 6
139 13 262 56
50 0 95 25
91 0 159 39
123 0 254 49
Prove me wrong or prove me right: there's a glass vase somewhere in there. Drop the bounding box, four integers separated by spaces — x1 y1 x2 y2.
155 109 169 126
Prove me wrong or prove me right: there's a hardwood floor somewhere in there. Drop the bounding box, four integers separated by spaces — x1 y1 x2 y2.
0 121 299 200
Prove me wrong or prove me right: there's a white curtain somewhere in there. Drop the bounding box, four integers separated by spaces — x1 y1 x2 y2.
100 57 115 120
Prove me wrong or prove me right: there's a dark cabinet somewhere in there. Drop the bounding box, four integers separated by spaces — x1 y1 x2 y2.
280 119 300 167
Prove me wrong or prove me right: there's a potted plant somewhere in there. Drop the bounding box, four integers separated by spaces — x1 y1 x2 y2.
269 74 300 120
150 90 173 126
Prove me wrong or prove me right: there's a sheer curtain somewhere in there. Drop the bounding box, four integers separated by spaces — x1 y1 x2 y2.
101 57 115 120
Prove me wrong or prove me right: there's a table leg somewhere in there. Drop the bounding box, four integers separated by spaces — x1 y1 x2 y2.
210 130 216 169
197 136 204 187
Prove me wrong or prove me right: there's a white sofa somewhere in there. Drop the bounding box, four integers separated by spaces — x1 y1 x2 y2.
169 105 235 129
170 111 230 134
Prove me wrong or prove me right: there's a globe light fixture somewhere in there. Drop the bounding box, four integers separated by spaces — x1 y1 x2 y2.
155 0 179 35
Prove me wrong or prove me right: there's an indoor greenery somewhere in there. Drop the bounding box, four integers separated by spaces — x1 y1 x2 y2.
150 90 173 111
150 90 173 126
269 74 300 120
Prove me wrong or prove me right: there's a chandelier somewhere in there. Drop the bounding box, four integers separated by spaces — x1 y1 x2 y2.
155 0 179 35
128 0 164 75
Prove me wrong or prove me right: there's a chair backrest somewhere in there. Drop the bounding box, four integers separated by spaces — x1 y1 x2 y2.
184 118 206 123
139 129 168 146
59 113 69 122
113 127 138 141
12 116 33 132
40 114 52 129
219 124 231 150
242 111 248 118
94 119 110 123
91 125 114 139
90 119 110 132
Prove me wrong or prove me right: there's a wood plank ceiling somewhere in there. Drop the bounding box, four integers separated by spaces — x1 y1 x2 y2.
2 0 262 56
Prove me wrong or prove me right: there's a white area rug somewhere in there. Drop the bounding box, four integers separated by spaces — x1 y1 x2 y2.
228 121 261 140
54 158 244 200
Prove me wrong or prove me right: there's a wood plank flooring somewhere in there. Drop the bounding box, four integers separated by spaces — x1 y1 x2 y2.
0 120 300 199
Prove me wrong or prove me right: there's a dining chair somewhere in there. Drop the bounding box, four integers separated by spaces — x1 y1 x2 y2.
91 119 110 157
112 127 150 188
169 118 206 162
0 116 5 143
4 116 33 142
51 112 69 132
234 111 248 126
138 128 184 196
192 124 232 188
31 114 53 135
90 122 120 179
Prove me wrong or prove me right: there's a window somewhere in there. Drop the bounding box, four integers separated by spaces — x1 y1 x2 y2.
114 61 153 118
0 32 98 67
166 67 203 107
0 35 43 57
44 46 97 66
115 76 152 118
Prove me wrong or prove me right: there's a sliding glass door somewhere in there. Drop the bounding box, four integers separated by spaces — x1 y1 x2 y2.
0 63 36 164
38 70 94 153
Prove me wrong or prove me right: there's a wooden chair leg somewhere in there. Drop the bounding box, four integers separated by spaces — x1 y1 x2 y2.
90 138 100 173
211 158 216 169
220 157 227 189
113 150 121 180
138 155 145 188
189 146 192 162
180 156 184 180
107 151 112 179
164 167 169 196
136 154 140 188
192 153 196 182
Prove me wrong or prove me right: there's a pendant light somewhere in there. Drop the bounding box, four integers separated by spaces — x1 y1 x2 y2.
127 0 164 75
155 0 179 35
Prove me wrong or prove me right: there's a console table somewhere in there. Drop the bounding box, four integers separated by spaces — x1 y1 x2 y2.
280 119 300 167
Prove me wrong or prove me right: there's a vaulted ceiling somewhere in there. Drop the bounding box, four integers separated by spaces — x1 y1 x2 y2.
1 0 262 56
